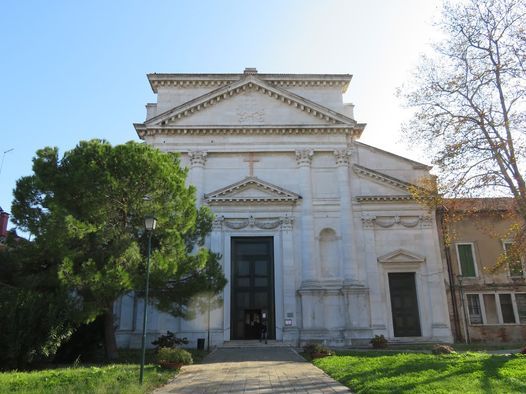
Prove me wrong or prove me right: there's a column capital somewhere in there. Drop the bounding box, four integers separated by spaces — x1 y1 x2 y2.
280 216 294 231
334 149 352 167
295 149 313 167
188 151 207 167
361 214 376 229
212 215 224 231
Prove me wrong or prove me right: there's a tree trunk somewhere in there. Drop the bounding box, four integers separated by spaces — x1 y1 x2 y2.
104 303 119 360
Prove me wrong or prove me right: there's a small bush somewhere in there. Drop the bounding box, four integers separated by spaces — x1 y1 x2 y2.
520 346 526 355
157 348 193 365
370 335 388 349
432 344 456 355
151 331 188 349
303 343 334 358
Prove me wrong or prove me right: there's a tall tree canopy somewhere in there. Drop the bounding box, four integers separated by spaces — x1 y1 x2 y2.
400 0 526 223
11 140 226 359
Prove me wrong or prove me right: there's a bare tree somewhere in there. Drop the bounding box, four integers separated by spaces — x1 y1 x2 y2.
400 0 526 228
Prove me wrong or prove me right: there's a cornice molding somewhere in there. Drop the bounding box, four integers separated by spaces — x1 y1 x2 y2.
355 195 414 202
353 164 418 193
142 75 359 128
135 125 362 139
147 72 352 93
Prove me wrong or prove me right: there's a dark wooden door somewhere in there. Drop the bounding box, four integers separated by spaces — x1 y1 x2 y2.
388 273 422 337
231 237 275 340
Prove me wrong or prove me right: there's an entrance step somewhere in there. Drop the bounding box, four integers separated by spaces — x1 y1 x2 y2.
222 340 292 348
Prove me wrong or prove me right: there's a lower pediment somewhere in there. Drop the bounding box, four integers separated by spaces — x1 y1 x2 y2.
377 249 426 264
204 177 300 205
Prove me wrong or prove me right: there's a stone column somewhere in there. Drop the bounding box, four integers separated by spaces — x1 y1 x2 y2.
361 214 386 335
296 149 316 286
281 216 299 342
334 149 357 284
209 216 224 346
188 151 207 206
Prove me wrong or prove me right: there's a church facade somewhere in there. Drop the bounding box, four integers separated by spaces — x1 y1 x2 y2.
115 68 453 347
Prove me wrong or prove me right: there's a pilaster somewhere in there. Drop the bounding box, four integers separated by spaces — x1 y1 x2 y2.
296 149 316 286
188 151 207 205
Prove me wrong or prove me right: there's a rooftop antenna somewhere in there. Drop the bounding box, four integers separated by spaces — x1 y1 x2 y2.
0 148 14 177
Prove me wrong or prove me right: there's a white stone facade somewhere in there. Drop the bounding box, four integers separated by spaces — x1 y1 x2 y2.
115 69 453 348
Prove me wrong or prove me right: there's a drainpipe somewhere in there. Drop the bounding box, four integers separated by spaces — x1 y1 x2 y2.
457 275 470 344
439 206 463 342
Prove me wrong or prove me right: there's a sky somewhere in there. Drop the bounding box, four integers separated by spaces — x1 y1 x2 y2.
0 0 443 230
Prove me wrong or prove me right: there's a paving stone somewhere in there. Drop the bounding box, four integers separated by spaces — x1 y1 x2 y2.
154 347 350 394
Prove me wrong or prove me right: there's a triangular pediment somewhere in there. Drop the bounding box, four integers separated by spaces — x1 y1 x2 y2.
144 75 357 128
204 177 300 205
377 249 426 264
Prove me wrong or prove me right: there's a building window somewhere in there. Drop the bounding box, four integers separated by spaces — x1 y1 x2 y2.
466 293 524 325
467 294 482 324
456 243 477 277
503 241 523 277
499 294 516 324
516 294 526 324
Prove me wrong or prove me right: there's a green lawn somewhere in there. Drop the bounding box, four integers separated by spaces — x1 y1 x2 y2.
0 348 210 394
313 352 526 393
0 364 173 394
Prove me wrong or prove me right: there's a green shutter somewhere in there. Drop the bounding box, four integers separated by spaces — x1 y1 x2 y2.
458 244 476 277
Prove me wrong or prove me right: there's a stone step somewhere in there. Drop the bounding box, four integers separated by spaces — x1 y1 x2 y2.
222 340 293 348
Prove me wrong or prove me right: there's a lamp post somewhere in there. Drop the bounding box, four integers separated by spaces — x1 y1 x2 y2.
139 216 157 385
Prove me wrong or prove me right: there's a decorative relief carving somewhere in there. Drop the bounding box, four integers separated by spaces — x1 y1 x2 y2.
361 214 433 229
220 216 293 231
236 92 265 124
295 149 314 167
334 149 351 167
188 151 207 167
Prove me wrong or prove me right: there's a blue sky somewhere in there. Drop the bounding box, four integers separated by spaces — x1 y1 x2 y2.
0 0 442 230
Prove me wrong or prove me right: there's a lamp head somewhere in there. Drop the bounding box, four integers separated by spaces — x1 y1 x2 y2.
144 216 157 231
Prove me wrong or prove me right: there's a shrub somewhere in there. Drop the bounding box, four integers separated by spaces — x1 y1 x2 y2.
157 347 193 365
0 287 74 370
370 335 388 349
432 344 456 355
520 345 526 355
151 331 188 349
303 343 334 358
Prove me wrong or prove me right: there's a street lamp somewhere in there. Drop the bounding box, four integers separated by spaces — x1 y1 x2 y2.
139 216 157 384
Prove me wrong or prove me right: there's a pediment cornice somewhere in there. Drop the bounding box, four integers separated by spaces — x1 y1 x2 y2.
148 72 352 93
204 176 300 205
141 75 359 129
377 249 426 264
353 164 417 193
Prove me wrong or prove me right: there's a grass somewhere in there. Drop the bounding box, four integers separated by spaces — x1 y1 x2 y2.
0 364 173 394
0 348 209 394
313 351 526 393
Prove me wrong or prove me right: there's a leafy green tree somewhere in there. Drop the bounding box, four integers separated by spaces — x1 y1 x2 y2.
11 140 226 359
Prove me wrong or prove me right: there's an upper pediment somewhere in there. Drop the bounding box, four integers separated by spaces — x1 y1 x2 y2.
204 177 300 205
377 249 426 264
143 75 357 128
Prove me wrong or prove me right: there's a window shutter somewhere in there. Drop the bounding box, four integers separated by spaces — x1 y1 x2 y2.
458 244 476 277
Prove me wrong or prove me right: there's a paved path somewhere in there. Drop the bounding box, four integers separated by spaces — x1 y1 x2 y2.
154 347 350 393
